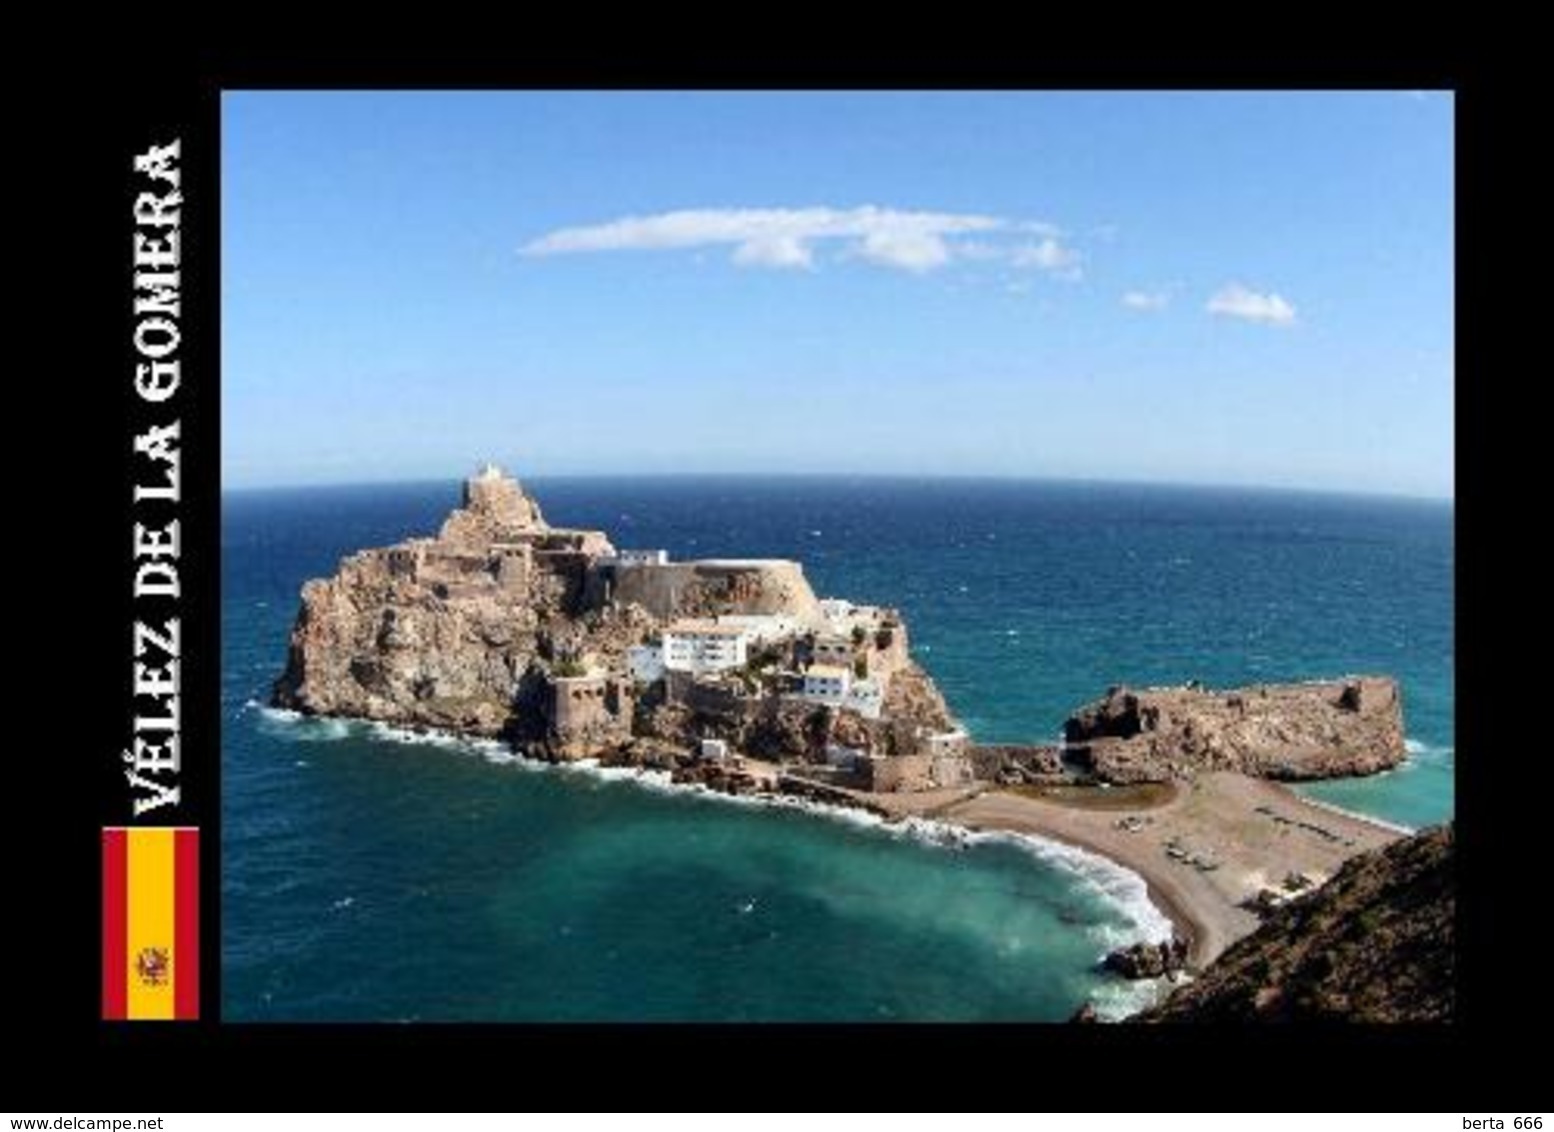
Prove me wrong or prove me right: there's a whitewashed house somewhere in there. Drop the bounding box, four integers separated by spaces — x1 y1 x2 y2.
716 613 802 645
802 664 852 701
843 678 884 719
612 549 669 566
663 620 749 674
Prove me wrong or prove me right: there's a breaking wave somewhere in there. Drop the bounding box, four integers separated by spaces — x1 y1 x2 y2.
249 705 1177 1016
254 705 352 743
1404 737 1454 762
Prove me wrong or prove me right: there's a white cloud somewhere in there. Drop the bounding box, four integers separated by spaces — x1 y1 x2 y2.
731 234 814 270
1122 289 1170 311
521 206 1076 276
1010 237 1081 277
1206 282 1297 326
856 226 953 273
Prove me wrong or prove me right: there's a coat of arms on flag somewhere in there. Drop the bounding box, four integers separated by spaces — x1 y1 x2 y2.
103 827 198 1020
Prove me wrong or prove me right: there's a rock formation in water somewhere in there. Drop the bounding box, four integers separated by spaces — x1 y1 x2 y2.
1103 937 1190 980
274 466 970 790
1062 679 1406 784
1140 824 1454 1022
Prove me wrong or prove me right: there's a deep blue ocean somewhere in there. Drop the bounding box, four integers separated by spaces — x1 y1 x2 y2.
222 477 1453 1021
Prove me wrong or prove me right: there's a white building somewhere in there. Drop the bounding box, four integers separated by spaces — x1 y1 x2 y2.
820 598 885 634
802 664 852 701
612 548 669 567
818 598 855 622
663 620 749 674
627 643 665 683
716 613 802 645
843 678 884 719
923 728 969 756
700 737 729 761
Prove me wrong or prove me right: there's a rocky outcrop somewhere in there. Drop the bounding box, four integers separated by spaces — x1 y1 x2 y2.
881 662 956 735
1063 679 1406 784
274 467 967 787
273 468 624 738
971 744 1066 784
1140 824 1454 1022
1103 937 1189 980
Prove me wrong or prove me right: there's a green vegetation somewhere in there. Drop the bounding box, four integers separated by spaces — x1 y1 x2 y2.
851 624 868 646
874 627 895 650
853 656 868 680
552 659 588 678
747 643 783 671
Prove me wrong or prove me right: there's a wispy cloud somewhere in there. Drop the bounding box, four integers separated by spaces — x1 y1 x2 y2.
522 206 1079 276
731 233 814 270
1206 282 1297 326
1010 237 1082 279
1122 288 1171 311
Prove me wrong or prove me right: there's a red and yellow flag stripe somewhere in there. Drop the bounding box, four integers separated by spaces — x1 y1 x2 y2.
102 827 199 1020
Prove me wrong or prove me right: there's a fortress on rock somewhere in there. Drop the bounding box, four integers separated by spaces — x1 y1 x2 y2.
274 466 973 792
275 466 1406 798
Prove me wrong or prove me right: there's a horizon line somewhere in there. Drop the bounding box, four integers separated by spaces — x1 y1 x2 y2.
220 469 1454 506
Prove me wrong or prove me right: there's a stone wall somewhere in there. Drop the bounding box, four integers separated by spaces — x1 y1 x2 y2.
863 752 976 793
607 560 826 625
681 679 748 720
544 674 634 760
970 743 1066 782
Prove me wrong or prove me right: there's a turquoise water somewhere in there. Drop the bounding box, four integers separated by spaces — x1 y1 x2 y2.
222 477 1453 1020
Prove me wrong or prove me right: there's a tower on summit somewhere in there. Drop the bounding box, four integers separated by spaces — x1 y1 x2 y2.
458 463 546 532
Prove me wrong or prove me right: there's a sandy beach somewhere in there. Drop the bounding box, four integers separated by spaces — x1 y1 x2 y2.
876 771 1405 968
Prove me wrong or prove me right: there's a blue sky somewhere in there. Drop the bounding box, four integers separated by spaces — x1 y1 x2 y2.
223 91 1453 497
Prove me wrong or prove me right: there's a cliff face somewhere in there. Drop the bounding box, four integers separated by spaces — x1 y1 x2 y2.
274 468 966 785
1141 824 1454 1023
1063 679 1406 784
272 468 630 736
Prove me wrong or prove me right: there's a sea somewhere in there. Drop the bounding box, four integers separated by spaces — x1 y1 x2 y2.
222 477 1454 1021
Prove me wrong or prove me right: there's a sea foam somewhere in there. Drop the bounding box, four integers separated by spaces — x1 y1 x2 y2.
250 705 1177 1011
1404 736 1454 762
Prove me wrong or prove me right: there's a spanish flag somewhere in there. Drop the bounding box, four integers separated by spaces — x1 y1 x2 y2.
102 827 199 1020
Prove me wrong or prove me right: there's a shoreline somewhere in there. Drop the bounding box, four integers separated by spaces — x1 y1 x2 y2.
931 773 1406 971
975 813 1213 968
1285 789 1416 836
253 701 1408 980
940 796 1222 968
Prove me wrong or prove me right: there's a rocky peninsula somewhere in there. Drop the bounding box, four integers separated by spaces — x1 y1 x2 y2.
275 465 969 791
274 467 1423 990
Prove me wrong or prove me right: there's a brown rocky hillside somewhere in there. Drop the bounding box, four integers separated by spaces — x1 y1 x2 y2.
1141 823 1453 1022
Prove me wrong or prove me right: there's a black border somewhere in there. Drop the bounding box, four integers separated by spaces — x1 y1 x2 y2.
41 42 1504 1105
